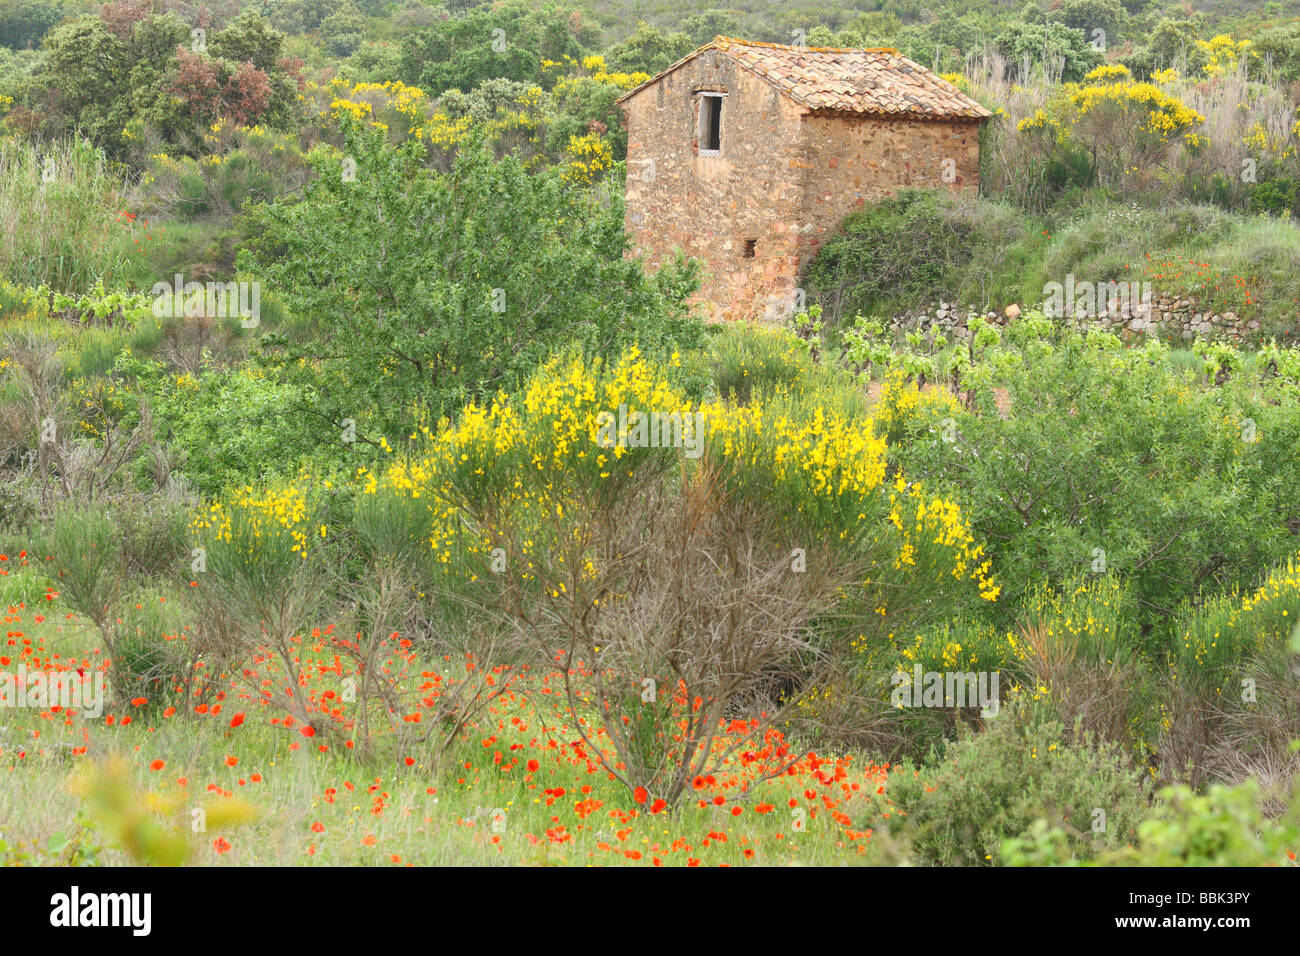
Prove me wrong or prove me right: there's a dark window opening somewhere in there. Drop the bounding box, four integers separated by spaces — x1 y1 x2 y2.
742 239 756 258
700 94 722 152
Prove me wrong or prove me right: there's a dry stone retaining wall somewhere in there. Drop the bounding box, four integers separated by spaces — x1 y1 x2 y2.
887 295 1264 341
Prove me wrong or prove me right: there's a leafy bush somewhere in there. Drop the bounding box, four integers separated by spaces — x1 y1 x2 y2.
804 190 1043 324
884 700 1152 866
240 121 704 447
887 328 1300 636
1101 780 1300 867
118 354 319 496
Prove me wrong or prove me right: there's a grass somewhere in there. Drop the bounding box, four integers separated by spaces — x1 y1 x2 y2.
0 138 141 291
0 566 896 867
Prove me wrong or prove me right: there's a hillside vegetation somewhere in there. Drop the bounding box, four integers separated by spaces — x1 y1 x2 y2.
0 0 1298 870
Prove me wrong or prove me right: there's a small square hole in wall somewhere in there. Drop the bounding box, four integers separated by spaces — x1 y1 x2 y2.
742 239 756 258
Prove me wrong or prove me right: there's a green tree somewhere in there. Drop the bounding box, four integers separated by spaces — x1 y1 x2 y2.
41 15 133 150
267 0 340 36
603 22 694 76
38 8 300 157
1252 22 1300 82
320 2 365 58
209 9 288 73
995 20 1104 82
0 0 70 49
238 122 703 445
1052 0 1124 42
343 40 402 83
399 1 596 95
679 9 741 47
1144 17 1206 73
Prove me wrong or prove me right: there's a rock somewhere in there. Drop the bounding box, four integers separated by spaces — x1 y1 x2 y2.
1005 303 1021 320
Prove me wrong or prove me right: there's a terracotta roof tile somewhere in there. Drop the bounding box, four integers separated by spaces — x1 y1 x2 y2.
618 37 992 122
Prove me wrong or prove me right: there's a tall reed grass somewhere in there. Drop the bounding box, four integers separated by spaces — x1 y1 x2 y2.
0 136 140 291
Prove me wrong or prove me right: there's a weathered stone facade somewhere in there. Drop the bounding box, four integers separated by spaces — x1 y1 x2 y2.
619 39 988 321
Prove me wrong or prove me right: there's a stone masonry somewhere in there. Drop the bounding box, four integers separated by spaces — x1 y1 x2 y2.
618 38 990 321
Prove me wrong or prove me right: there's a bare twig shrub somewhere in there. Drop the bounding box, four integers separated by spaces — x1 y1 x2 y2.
154 313 247 375
190 505 327 734
329 562 519 769
473 461 856 807
3 330 170 517
1017 620 1144 751
1201 650 1300 814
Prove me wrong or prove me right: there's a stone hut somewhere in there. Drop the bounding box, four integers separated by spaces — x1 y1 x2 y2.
616 38 992 321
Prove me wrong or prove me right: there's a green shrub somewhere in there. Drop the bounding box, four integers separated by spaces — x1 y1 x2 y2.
111 491 194 580
803 190 1043 325
0 137 139 290
1249 178 1300 218
1101 780 1300 867
705 321 822 405
111 587 189 712
117 354 320 496
884 700 1152 866
239 122 705 448
887 329 1300 636
38 504 122 633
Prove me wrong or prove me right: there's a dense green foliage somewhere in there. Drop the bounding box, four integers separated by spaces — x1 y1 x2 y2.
887 326 1300 634
806 191 1300 334
1 0 1299 872
240 122 703 444
887 701 1152 866
398 1 597 94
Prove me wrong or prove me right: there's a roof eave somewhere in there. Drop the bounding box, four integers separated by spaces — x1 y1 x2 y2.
803 107 993 122
616 37 996 123
615 39 727 108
